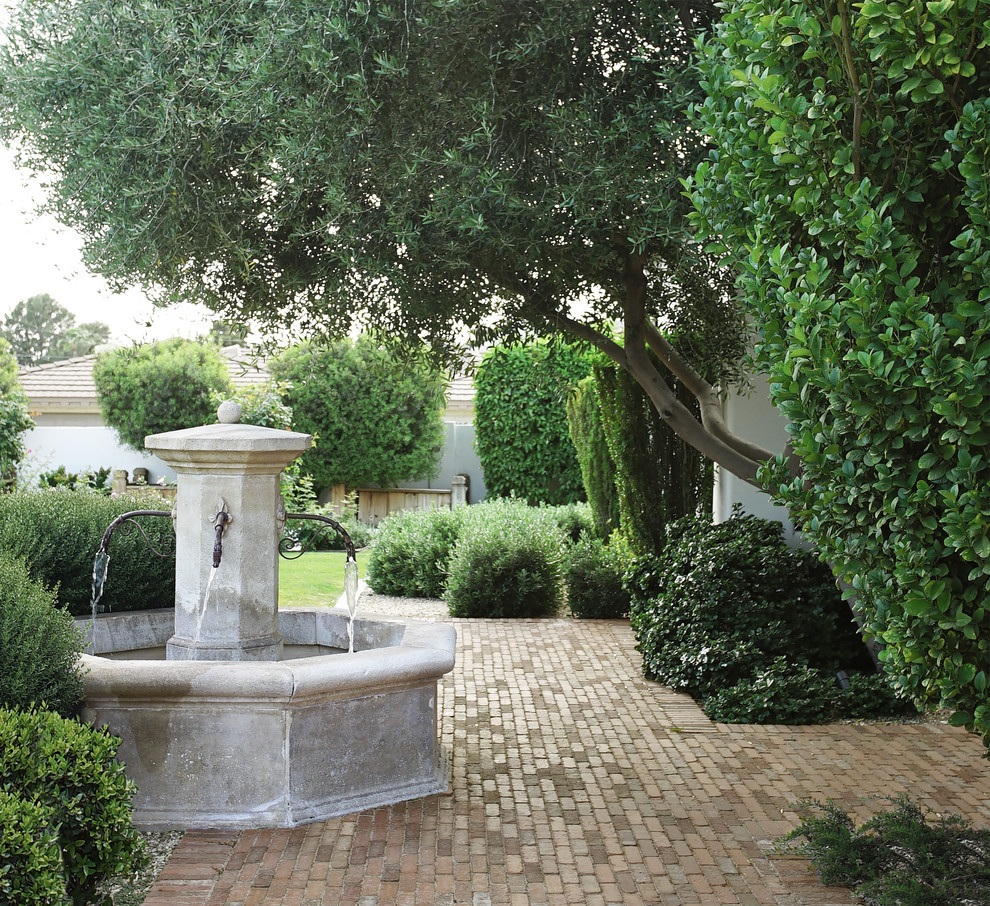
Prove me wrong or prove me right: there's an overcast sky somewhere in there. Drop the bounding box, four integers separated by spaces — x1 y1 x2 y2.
0 147 216 345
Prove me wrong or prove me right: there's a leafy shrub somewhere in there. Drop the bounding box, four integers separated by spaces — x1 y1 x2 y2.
544 501 595 543
93 338 232 450
445 499 565 618
474 341 594 506
629 512 872 699
0 550 84 716
0 789 66 906
0 706 146 906
703 658 913 725
366 506 466 598
627 512 889 723
0 489 175 616
565 534 631 620
782 796 990 906
270 337 445 490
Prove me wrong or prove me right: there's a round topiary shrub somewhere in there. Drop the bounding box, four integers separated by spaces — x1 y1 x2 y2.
445 499 565 618
0 706 146 906
0 789 66 906
366 506 466 599
0 488 176 616
565 534 631 620
0 550 84 717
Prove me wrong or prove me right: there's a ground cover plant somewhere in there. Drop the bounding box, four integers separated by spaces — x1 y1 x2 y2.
781 796 990 905
628 512 910 724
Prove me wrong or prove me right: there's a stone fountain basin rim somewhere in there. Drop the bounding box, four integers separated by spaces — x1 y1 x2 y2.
80 610 456 703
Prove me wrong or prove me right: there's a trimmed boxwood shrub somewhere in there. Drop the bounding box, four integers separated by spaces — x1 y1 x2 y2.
0 551 84 717
0 706 146 906
366 506 466 599
565 535 631 620
627 511 899 724
0 789 66 906
0 488 175 616
445 499 566 618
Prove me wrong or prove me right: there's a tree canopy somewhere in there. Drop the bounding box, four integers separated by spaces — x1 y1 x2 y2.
93 339 233 450
689 0 990 743
0 0 764 484
0 338 34 487
269 337 445 490
0 294 109 365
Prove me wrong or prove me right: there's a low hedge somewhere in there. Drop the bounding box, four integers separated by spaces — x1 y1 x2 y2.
0 488 175 616
445 499 566 618
0 551 85 717
0 706 146 906
564 534 631 620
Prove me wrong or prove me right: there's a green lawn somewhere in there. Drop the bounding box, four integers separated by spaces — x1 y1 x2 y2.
278 551 368 608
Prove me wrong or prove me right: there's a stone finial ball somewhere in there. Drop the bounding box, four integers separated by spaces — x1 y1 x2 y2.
217 401 243 424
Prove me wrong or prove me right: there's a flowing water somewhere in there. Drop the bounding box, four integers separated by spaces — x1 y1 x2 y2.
91 549 111 622
344 558 359 654
193 565 220 646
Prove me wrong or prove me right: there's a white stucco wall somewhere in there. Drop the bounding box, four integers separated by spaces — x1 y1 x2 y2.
713 372 800 543
22 426 175 483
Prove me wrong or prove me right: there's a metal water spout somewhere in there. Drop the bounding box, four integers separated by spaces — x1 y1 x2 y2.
211 501 232 568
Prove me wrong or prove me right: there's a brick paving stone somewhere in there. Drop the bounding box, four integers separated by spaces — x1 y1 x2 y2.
146 618 990 905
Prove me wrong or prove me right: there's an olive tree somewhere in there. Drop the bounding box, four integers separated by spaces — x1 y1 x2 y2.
0 0 766 486
689 0 990 744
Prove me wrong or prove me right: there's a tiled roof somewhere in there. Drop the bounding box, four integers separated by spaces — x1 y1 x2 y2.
19 346 271 409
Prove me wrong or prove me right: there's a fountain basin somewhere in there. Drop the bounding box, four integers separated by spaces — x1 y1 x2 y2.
79 608 455 830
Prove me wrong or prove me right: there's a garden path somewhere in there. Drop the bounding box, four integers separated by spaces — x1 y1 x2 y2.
143 602 990 905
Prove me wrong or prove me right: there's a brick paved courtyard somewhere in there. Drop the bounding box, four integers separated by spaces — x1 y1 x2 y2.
144 617 990 905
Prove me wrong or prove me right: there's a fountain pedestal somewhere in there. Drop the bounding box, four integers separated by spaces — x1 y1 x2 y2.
145 419 311 661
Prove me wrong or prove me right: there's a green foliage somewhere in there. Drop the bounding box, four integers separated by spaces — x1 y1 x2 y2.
0 706 146 906
270 338 445 491
38 465 112 493
783 796 990 906
0 489 175 617
93 339 232 450
0 550 84 717
445 499 566 618
366 507 466 599
1 294 76 365
595 359 713 554
0 336 34 490
627 513 885 721
566 376 618 538
0 789 67 906
688 0 990 745
564 534 631 620
703 658 912 724
475 342 594 506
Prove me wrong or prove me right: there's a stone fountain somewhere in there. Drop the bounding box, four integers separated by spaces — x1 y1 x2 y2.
79 405 455 830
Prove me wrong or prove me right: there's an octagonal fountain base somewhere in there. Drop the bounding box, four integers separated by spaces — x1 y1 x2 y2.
79 608 455 830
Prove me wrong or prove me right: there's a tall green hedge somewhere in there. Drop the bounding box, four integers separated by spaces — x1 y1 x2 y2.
594 359 713 554
474 341 594 506
566 376 618 539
